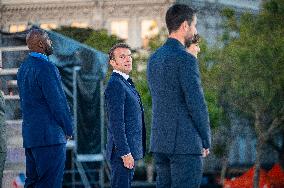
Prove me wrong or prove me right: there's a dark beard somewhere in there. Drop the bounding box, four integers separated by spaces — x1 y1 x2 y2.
45 45 53 56
184 37 193 47
184 33 195 47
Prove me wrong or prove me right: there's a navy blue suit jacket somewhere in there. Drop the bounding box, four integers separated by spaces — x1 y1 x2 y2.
17 54 73 148
147 38 211 155
104 72 146 161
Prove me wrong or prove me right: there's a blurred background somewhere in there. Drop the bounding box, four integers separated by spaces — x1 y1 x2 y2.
0 0 283 187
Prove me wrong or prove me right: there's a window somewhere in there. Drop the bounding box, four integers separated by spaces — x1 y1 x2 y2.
141 20 159 47
40 23 57 30
111 21 128 39
9 24 27 33
71 22 88 28
141 20 158 39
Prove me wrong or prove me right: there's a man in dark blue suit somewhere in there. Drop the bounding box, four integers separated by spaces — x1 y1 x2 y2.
105 43 146 188
0 90 6 186
17 29 73 188
147 4 211 188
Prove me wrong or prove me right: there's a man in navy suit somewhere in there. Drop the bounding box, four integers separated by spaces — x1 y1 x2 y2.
147 4 211 188
105 43 146 188
17 29 73 188
0 90 6 187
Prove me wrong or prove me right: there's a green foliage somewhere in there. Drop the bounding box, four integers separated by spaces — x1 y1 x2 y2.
85 29 124 53
53 27 123 54
220 8 239 43
195 1 284 166
212 142 227 158
148 28 167 51
53 26 93 43
197 38 226 130
130 51 153 162
210 0 284 143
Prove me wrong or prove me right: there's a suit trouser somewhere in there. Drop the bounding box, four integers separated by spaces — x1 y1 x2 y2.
24 144 66 188
0 121 6 187
153 152 203 188
0 152 6 187
110 152 134 188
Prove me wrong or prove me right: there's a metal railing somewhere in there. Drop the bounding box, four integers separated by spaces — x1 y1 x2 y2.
1 45 109 187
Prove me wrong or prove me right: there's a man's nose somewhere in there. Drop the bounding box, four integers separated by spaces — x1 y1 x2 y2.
126 56 131 62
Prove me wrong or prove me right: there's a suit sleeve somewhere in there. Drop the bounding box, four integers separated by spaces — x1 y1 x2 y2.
105 81 131 157
0 91 6 153
38 63 73 136
178 55 211 149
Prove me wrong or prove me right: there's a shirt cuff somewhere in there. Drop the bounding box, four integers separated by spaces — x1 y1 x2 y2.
121 153 131 158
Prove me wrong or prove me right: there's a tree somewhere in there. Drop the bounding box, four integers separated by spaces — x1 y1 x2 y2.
197 35 231 185
131 51 152 156
53 26 94 43
53 26 124 86
85 29 124 53
211 1 284 187
147 28 168 51
53 27 123 53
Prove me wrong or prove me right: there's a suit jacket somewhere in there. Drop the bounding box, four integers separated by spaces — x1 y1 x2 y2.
147 38 211 155
0 91 6 153
104 72 146 161
17 54 73 148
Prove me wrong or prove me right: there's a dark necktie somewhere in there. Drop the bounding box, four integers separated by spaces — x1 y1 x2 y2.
127 78 135 88
127 78 144 111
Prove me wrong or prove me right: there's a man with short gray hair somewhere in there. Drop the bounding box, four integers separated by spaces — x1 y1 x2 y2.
105 43 146 188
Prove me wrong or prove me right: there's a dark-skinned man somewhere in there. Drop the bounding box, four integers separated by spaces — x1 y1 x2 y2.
17 28 73 188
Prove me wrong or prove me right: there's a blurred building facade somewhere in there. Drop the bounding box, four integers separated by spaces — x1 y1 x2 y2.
0 0 173 48
0 0 261 48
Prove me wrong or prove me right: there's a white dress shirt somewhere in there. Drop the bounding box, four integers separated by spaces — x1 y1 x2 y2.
113 70 129 80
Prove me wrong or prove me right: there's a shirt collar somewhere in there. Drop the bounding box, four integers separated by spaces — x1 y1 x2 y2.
29 52 49 61
113 70 129 80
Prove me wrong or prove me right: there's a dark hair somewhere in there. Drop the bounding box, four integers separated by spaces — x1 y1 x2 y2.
108 43 131 60
166 4 196 34
26 28 47 43
185 34 200 48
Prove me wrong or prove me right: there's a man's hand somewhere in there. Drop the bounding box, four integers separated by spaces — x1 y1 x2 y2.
121 153 134 169
202 148 210 158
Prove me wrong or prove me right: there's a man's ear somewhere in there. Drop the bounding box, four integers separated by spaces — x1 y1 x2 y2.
181 21 188 31
177 21 186 34
109 59 116 67
38 41 44 49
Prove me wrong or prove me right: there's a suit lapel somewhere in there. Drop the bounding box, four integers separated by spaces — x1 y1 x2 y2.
112 72 144 111
112 72 138 96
